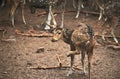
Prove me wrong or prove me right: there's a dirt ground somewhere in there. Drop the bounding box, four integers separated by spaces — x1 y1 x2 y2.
0 3 120 79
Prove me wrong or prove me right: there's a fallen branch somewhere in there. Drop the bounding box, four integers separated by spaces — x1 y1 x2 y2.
17 33 53 37
15 29 53 37
29 66 82 71
37 10 99 16
107 45 120 50
29 66 70 70
1 38 16 42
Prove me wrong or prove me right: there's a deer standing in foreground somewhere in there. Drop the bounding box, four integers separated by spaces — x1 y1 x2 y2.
51 23 95 79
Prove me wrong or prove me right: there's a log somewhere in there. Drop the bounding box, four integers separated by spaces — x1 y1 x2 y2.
15 29 53 37
29 66 82 71
107 45 120 50
37 10 99 16
17 33 53 37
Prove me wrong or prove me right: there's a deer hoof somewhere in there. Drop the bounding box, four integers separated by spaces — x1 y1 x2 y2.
67 69 74 76
81 71 86 76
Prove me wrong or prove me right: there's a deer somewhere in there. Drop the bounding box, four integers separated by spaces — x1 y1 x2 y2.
72 0 86 18
92 0 120 21
50 22 95 79
7 0 26 27
101 2 120 44
28 0 66 30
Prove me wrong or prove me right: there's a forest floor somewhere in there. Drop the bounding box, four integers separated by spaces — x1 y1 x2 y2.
0 4 120 79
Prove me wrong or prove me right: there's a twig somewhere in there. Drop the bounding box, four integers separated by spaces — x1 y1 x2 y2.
29 66 82 71
1 38 16 42
15 29 53 37
17 33 53 37
56 55 62 67
107 45 120 50
29 66 70 70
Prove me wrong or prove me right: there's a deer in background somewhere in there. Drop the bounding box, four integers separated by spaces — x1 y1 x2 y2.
101 2 120 44
50 22 95 79
28 0 66 30
8 0 26 27
93 0 111 20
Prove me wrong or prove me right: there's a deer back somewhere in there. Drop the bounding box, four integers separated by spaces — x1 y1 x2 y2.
71 24 94 48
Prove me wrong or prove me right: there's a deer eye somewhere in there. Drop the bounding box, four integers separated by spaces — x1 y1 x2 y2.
58 32 61 34
78 25 81 27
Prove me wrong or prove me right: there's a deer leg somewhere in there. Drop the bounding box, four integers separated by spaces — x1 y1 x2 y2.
51 14 57 27
23 0 26 4
75 0 80 18
21 3 26 25
60 2 65 28
67 54 75 76
87 48 93 79
44 6 52 30
73 0 76 8
101 21 107 41
98 9 103 20
102 29 106 41
10 3 18 27
81 50 86 75
81 3 84 8
110 17 119 44
110 28 119 44
50 7 57 28
0 0 5 7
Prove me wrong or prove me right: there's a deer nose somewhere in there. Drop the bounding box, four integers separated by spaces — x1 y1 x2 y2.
51 38 57 42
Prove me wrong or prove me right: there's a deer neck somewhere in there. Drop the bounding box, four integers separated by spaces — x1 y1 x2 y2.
62 28 74 44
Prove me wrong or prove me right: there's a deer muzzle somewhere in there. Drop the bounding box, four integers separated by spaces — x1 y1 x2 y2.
51 38 58 42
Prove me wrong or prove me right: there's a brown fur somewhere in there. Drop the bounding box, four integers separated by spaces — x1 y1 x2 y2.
52 23 95 79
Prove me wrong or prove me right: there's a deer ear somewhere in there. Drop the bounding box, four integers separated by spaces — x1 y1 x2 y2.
57 25 63 30
59 24 64 28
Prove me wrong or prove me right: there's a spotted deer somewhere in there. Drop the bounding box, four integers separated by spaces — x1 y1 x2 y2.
28 0 66 30
101 2 120 44
92 0 120 20
51 23 95 79
8 0 26 27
